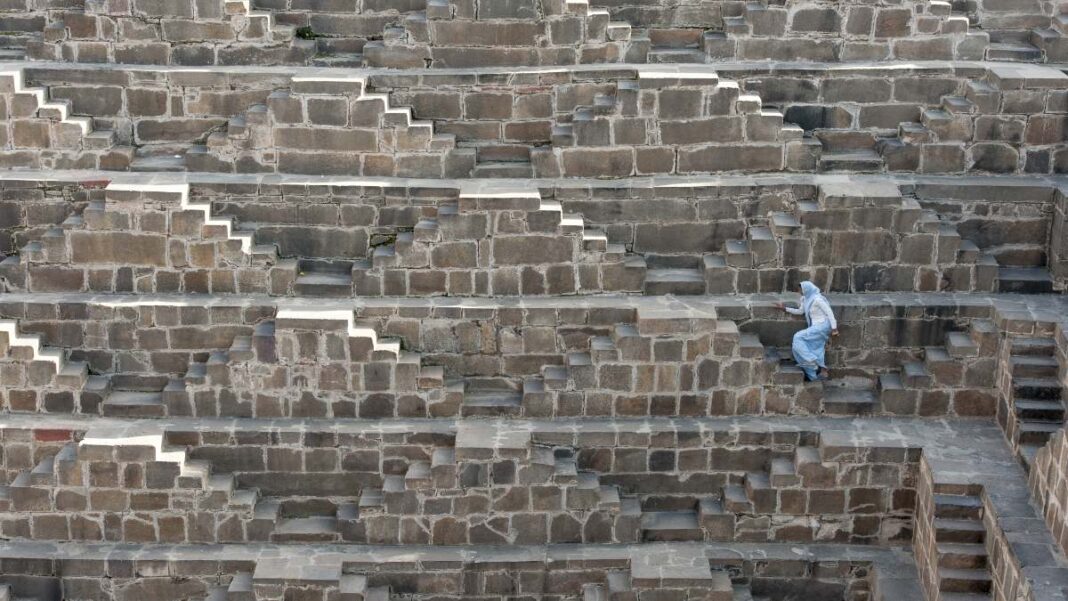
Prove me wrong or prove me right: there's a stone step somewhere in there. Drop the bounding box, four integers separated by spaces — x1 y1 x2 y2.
939 568 992 594
934 518 986 544
819 149 884 172
821 386 877 415
554 454 579 484
933 494 982 520
770 211 801 235
590 336 619 361
1011 355 1060 378
271 516 339 543
814 129 877 152
29 454 54 486
294 261 353 297
647 47 707 63
228 572 253 601
1014 398 1065 421
1013 377 1063 400
768 458 800 487
997 266 1054 293
129 152 187 172
721 484 754 513
643 268 705 295
404 461 432 490
1011 337 1056 357
462 388 523 417
55 360 88 388
901 361 932 388
100 390 166 417
311 52 365 68
1020 444 1041 469
945 332 978 358
985 41 1042 61
640 510 702 541
938 543 989 570
471 161 534 178
339 574 368 601
1016 420 1062 445
358 488 384 514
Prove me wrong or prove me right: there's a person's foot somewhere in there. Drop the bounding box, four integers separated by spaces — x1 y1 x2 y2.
816 367 830 381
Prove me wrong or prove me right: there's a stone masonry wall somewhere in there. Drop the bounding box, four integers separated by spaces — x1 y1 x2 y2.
0 294 1001 420
0 178 1060 298
10 63 1068 176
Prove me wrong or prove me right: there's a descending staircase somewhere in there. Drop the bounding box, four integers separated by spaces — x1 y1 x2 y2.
932 490 993 600
1007 337 1065 466
184 76 459 176
0 69 132 170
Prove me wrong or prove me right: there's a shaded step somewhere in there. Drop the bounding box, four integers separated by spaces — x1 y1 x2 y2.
1011 355 1060 379
129 152 187 172
640 510 702 541
462 384 523 417
938 543 988 570
311 52 365 67
819 149 883 172
294 261 353 297
271 516 340 543
644 268 704 295
1014 398 1065 421
985 41 1042 61
939 568 992 594
648 47 707 63
822 385 877 415
998 267 1054 293
1011 337 1056 357
101 390 165 417
934 518 985 544
1017 420 1062 445
471 161 534 178
933 494 982 520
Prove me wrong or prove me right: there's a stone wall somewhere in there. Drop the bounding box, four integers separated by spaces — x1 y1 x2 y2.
1028 324 1068 555
0 292 1003 419
0 177 1061 297
0 420 919 545
8 63 1068 176
1052 187 1068 290
14 0 1065 66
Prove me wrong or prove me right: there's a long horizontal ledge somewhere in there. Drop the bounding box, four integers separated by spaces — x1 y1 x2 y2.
0 169 1063 198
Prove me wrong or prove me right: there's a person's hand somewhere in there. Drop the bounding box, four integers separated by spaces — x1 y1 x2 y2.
831 329 839 337
775 302 785 311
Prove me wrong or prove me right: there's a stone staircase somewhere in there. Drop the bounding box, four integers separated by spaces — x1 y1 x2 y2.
0 68 132 171
544 73 810 177
910 185 1057 293
185 75 463 177
1005 336 1065 465
349 187 644 297
0 182 278 295
354 427 638 544
173 308 448 418
930 487 993 601
1 428 288 543
362 0 637 68
0 318 86 401
28 0 316 65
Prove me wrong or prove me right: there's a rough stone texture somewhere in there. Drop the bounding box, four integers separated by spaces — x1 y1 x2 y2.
0 2 1065 599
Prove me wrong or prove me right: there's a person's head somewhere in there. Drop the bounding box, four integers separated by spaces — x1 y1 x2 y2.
800 281 819 298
